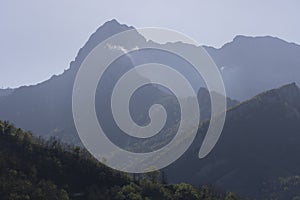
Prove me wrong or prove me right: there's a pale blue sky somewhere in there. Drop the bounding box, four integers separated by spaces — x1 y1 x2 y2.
1 0 299 88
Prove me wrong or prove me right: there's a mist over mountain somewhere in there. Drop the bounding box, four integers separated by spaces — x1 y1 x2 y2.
0 89 14 97
166 83 300 198
205 35 300 100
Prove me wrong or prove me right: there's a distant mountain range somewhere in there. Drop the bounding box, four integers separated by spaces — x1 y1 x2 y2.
1 19 300 199
0 20 237 143
0 19 299 138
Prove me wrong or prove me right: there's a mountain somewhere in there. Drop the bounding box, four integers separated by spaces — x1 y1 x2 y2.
197 88 238 120
0 120 236 200
166 83 300 198
0 19 237 144
0 20 136 143
1 19 300 199
204 35 300 100
1 20 298 141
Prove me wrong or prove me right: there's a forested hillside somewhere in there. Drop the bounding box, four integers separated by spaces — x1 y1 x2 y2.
0 120 238 200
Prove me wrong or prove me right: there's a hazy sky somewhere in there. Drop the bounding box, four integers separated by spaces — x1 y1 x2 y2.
1 0 299 88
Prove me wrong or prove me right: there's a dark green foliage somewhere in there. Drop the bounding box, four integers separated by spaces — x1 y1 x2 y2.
173 183 199 200
0 120 236 200
261 176 300 200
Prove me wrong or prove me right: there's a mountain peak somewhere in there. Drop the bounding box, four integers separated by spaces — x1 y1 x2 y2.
271 82 300 103
246 83 300 108
105 19 120 25
260 82 299 98
278 82 298 89
97 19 133 32
233 35 271 40
88 19 134 44
222 35 300 50
67 19 140 73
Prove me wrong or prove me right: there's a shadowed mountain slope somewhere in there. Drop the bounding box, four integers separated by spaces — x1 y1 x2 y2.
166 83 300 198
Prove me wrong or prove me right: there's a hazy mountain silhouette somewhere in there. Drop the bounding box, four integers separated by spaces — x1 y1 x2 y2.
0 20 135 142
0 20 237 144
205 35 300 100
166 83 300 198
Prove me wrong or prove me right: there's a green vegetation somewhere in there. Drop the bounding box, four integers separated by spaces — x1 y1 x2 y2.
0 120 237 200
261 176 300 200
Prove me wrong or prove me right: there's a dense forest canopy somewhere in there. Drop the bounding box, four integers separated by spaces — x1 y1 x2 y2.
0 120 238 200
